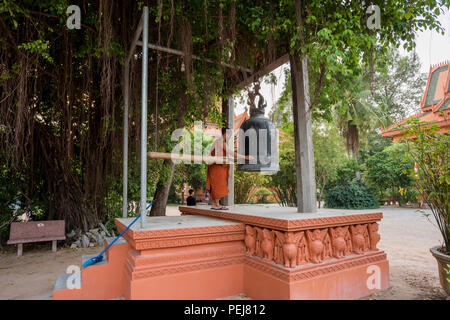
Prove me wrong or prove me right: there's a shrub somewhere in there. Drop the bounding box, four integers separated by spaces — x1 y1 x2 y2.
324 181 379 209
365 143 414 203
265 144 297 206
234 171 264 204
398 187 420 205
254 188 273 204
325 158 360 192
401 117 449 252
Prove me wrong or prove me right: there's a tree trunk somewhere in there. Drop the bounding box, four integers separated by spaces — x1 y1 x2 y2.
149 159 176 216
346 121 361 181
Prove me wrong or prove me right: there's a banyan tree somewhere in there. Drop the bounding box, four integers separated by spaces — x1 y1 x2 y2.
0 0 444 231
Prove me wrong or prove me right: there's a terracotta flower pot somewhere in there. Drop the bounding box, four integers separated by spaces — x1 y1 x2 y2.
430 245 450 297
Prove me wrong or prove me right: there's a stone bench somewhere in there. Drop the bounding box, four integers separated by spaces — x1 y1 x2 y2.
7 220 66 256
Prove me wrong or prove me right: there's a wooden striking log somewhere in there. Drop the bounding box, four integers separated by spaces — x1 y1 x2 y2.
147 152 232 164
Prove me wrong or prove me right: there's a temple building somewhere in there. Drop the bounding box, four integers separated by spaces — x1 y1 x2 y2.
382 61 450 142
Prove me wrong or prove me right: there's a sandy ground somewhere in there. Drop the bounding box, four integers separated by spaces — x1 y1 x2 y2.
0 206 447 300
362 207 447 300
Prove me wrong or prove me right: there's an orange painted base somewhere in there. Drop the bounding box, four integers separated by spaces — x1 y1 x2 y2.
53 211 390 300
53 240 129 300
125 264 244 300
243 253 389 300
122 241 245 300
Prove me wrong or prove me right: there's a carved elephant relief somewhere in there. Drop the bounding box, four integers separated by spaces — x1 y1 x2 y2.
330 226 349 259
350 224 368 254
275 231 303 268
261 229 274 262
306 229 328 264
244 225 256 255
368 223 380 251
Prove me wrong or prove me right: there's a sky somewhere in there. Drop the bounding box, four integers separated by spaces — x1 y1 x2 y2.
234 6 450 117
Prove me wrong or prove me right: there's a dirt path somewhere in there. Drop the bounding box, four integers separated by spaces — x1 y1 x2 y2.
0 245 99 300
362 206 446 300
0 206 447 300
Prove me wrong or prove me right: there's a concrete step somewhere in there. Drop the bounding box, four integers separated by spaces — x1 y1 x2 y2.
54 273 72 291
53 235 129 299
103 236 128 260
81 254 109 267
53 254 109 293
105 236 127 246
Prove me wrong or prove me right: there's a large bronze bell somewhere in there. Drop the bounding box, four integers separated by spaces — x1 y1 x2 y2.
237 82 279 173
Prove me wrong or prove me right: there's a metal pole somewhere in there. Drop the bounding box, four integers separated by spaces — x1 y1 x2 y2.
122 62 130 218
122 12 143 219
140 7 149 228
223 97 234 206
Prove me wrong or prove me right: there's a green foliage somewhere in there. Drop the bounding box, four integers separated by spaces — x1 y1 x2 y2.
0 149 51 240
0 162 21 233
18 40 53 62
370 49 427 127
183 164 206 192
234 171 264 204
265 141 297 206
103 149 160 229
358 132 393 164
254 188 272 204
175 131 215 196
0 0 445 232
326 158 361 190
364 143 415 203
398 187 420 206
333 71 378 156
445 264 450 283
324 181 379 209
401 117 449 251
269 69 294 126
313 121 347 206
167 184 181 204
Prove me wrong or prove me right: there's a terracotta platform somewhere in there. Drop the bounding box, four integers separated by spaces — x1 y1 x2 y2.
53 206 389 300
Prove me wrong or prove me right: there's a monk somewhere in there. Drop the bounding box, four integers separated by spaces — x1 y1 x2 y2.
206 128 249 210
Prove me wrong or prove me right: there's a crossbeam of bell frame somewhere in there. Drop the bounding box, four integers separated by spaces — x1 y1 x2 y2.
236 53 290 90
136 41 252 73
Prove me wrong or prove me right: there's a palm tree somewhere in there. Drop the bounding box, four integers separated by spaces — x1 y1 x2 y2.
334 74 380 180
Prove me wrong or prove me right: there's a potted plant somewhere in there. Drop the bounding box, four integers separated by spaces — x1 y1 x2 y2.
401 116 449 297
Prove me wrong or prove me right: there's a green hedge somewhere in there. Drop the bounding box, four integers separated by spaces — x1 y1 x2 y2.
324 182 379 209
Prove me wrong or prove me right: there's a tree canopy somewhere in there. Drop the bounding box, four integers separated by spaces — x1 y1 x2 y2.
0 0 446 231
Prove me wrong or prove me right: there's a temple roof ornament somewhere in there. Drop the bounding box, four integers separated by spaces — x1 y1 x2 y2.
382 61 450 142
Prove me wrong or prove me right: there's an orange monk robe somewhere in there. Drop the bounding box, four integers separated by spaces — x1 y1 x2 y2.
206 140 230 199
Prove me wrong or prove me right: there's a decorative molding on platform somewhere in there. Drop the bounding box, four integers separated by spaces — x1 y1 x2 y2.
128 244 246 267
127 256 246 280
115 220 244 239
124 246 386 282
129 233 245 251
244 251 387 282
244 223 381 268
179 206 382 232
115 220 245 251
